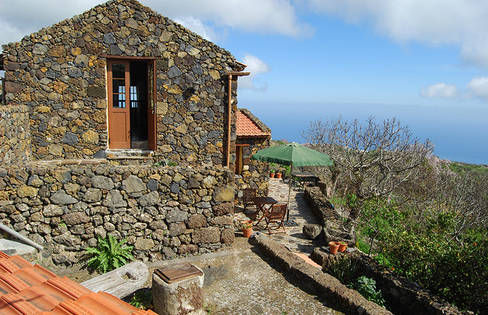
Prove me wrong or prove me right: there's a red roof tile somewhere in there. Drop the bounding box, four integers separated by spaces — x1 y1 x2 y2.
236 110 270 137
0 251 157 315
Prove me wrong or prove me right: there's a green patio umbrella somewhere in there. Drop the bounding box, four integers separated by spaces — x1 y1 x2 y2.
251 142 333 220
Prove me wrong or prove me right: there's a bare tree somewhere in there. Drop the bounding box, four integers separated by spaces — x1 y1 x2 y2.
304 117 433 219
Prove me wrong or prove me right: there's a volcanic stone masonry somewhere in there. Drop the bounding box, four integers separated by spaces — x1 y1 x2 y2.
0 163 236 266
1 0 241 166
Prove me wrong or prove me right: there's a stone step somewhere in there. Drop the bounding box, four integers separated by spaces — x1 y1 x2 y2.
106 149 154 159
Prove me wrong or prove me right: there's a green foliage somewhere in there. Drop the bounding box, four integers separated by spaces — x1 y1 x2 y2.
357 201 488 313
283 165 291 177
269 163 278 172
154 159 178 167
346 193 359 209
327 256 361 284
85 235 134 273
329 196 346 206
449 161 488 176
353 276 386 307
127 289 152 310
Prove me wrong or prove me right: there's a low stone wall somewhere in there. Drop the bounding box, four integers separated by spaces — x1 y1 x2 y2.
0 162 236 265
304 187 355 244
250 233 391 315
311 249 464 315
0 105 31 165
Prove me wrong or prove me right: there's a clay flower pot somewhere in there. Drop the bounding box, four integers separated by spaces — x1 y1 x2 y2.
270 172 275 178
329 241 340 255
242 227 253 238
338 242 348 252
242 220 253 238
275 172 282 179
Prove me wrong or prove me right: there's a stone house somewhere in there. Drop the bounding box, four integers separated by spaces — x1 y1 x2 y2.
0 0 273 264
235 108 271 194
0 0 251 170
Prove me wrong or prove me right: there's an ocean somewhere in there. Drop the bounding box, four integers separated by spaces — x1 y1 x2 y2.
244 101 488 165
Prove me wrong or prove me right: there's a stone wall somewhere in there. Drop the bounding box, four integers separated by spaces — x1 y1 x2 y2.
2 0 240 165
304 186 355 245
0 105 31 165
235 136 270 196
0 162 236 265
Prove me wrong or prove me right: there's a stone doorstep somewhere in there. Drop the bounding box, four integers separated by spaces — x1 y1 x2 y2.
106 149 154 160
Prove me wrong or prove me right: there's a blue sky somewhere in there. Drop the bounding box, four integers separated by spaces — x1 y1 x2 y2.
1 0 487 164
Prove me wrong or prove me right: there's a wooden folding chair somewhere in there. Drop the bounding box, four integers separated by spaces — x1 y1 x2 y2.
242 188 257 210
264 203 287 234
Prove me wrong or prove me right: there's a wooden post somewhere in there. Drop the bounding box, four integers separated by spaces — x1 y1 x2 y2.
286 163 293 221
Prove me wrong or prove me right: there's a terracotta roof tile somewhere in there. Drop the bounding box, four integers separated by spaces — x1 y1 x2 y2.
0 251 157 315
236 109 270 137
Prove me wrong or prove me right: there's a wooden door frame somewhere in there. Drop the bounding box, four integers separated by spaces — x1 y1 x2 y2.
147 60 157 151
106 57 157 151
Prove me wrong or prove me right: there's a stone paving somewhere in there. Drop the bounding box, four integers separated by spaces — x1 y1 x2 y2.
236 178 324 254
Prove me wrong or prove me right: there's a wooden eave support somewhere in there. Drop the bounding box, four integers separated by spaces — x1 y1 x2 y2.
226 71 250 168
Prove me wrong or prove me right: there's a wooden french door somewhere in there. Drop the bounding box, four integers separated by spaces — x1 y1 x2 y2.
108 61 131 149
107 59 157 150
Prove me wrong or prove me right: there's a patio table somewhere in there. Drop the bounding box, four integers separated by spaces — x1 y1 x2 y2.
292 172 319 186
252 196 278 225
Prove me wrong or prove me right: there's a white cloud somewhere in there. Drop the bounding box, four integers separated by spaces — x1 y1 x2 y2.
239 55 270 91
0 0 105 44
306 0 488 68
143 0 311 37
467 77 488 100
421 83 457 99
0 0 310 46
173 17 217 42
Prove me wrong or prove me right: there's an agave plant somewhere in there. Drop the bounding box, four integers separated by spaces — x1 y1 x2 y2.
85 234 134 273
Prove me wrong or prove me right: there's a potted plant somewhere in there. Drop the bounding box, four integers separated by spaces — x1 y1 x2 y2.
329 241 340 254
275 171 282 179
242 220 253 238
270 170 275 178
338 241 348 252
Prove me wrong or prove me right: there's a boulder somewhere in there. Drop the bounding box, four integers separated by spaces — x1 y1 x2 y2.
303 224 323 240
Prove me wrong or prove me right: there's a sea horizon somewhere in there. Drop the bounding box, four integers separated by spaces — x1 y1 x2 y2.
242 100 488 165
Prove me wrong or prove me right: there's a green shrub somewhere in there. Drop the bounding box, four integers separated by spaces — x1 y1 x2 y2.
127 289 152 310
85 235 134 273
360 205 488 313
327 256 361 284
353 276 386 307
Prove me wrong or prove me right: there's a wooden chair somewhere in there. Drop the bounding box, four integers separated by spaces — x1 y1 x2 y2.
242 188 257 210
264 203 287 234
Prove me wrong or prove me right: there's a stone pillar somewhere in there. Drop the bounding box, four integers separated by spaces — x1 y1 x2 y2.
152 263 205 315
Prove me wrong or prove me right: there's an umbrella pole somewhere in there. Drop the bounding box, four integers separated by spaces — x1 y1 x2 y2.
286 163 293 222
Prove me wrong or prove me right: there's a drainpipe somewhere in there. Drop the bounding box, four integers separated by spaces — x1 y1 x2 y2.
0 223 43 251
226 71 250 168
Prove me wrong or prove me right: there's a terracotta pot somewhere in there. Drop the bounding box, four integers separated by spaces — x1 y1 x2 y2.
275 172 282 179
329 241 340 255
242 227 253 238
338 242 348 252
270 172 275 178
